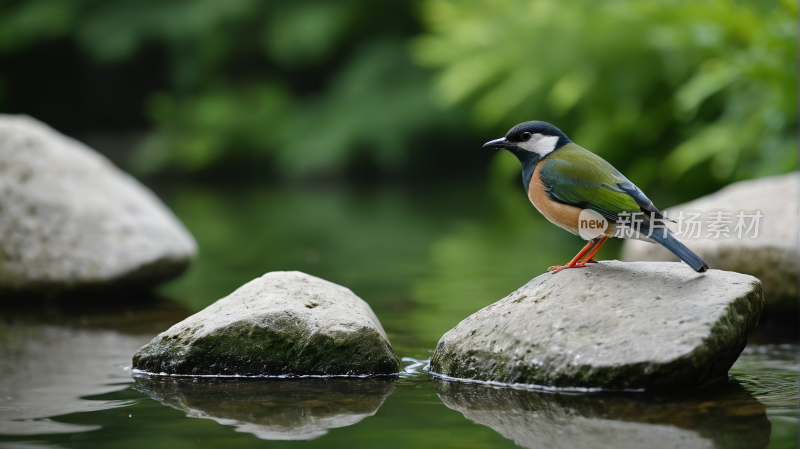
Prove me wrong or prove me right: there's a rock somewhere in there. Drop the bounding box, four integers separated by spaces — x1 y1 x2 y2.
133 271 403 376
622 173 797 317
429 261 763 390
0 115 196 294
435 379 770 449
134 376 395 440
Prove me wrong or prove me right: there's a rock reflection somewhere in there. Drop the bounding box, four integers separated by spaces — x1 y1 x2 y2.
0 295 193 436
0 324 151 435
435 380 770 449
134 376 396 440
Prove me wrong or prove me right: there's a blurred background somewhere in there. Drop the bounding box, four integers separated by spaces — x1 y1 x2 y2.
0 1 798 447
1 0 794 187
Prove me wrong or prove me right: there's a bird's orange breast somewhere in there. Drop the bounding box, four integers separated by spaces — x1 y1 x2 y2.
527 161 583 236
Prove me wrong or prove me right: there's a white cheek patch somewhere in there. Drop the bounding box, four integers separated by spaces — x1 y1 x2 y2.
517 134 559 156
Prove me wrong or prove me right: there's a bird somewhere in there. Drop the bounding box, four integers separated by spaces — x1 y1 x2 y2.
483 121 709 273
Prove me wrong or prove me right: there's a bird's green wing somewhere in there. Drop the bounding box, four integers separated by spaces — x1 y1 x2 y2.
539 143 662 223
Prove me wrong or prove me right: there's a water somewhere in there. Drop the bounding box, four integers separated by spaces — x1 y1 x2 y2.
0 180 797 448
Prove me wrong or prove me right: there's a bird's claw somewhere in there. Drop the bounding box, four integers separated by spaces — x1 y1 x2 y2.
547 262 589 273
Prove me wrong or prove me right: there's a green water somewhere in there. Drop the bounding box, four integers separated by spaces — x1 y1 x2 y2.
0 180 797 448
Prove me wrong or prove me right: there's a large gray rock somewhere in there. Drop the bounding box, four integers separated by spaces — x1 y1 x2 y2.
134 377 395 440
429 261 763 390
133 271 403 376
0 115 196 293
622 173 798 316
435 379 770 449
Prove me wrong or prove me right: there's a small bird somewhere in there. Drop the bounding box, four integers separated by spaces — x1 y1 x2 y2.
484 121 709 273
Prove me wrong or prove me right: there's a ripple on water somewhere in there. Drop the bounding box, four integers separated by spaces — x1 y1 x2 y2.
0 324 151 435
400 357 430 378
731 344 800 413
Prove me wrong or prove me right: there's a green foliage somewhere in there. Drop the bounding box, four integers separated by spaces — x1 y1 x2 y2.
0 0 794 186
135 37 448 176
0 0 455 177
414 0 797 187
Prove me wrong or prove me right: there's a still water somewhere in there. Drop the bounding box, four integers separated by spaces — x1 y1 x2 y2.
0 180 797 448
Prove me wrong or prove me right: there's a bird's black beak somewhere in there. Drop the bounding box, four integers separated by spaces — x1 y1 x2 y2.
483 137 510 149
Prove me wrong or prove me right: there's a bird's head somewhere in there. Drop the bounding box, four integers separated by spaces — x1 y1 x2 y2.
483 121 571 160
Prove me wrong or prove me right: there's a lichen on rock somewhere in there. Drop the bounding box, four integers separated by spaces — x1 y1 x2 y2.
429 261 763 390
133 271 403 376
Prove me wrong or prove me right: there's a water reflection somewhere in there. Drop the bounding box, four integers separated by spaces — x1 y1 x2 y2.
434 379 770 449
0 295 191 436
133 376 396 440
0 324 150 435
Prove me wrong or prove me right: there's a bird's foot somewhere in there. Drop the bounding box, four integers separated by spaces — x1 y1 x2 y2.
547 262 589 273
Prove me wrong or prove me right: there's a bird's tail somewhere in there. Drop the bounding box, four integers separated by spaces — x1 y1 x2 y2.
647 230 710 273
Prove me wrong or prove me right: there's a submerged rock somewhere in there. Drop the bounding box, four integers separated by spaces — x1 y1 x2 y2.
0 115 196 294
429 261 763 390
435 379 770 449
133 271 403 376
622 173 797 317
134 376 395 440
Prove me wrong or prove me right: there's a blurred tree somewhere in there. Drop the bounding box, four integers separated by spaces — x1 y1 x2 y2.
413 0 797 197
0 0 475 179
0 0 794 191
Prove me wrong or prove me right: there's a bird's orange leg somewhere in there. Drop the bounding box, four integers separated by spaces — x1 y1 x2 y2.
548 240 595 272
548 237 608 272
580 237 608 264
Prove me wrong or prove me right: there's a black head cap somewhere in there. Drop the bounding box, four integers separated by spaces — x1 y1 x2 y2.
505 121 571 145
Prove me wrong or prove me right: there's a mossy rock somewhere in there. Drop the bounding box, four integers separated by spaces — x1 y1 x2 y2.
133 271 402 376
430 261 763 390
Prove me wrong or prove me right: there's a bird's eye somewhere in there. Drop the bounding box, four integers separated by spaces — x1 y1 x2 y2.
521 132 532 142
